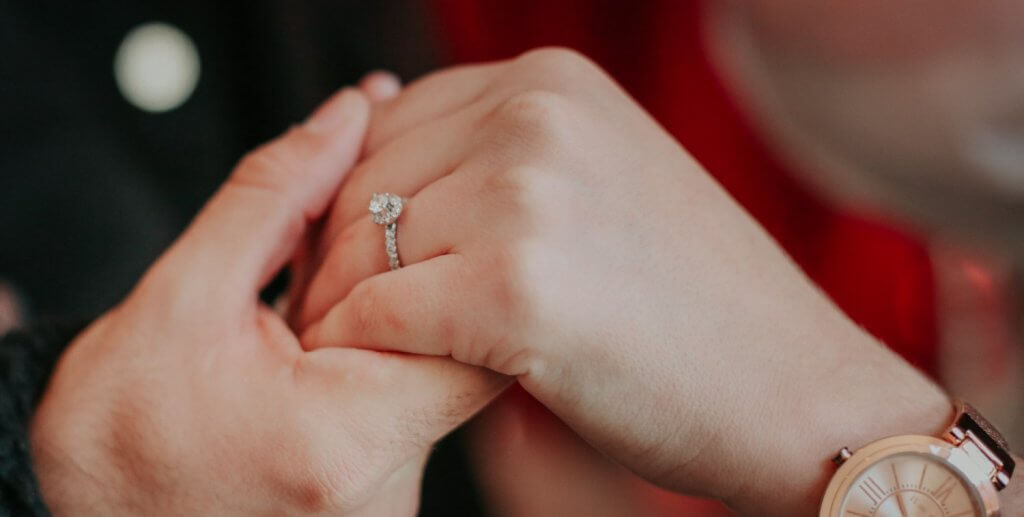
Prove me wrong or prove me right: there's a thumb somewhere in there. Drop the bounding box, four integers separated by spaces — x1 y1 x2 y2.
300 347 512 461
153 88 370 308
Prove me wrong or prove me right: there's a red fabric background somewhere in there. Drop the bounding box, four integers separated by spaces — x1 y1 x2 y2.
428 0 938 374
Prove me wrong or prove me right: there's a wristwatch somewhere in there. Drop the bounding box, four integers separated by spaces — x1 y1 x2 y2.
820 399 1015 516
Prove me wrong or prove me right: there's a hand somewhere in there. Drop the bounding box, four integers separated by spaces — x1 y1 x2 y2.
30 88 506 516
297 48 952 515
467 387 734 516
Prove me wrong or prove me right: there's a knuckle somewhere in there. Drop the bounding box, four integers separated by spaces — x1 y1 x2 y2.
223 150 308 246
274 448 347 513
494 89 571 133
131 262 228 328
281 470 339 513
272 420 377 513
348 282 385 335
516 46 598 78
507 47 615 105
487 91 577 162
233 126 312 192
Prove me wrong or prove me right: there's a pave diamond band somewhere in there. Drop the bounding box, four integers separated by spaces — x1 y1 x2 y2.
384 222 400 270
370 193 405 270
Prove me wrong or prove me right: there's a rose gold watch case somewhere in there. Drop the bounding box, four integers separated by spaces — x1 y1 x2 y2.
819 435 1001 517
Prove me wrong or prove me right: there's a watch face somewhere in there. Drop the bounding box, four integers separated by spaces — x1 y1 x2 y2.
840 452 984 517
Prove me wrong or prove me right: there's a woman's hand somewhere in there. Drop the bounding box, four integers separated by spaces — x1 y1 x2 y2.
298 48 952 515
30 88 506 516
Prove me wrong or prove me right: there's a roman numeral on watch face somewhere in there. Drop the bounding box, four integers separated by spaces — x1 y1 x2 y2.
858 476 886 506
840 454 981 516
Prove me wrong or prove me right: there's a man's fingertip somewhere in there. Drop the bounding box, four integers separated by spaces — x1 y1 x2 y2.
360 71 402 102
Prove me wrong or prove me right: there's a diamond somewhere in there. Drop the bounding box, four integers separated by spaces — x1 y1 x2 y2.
369 194 385 214
369 192 404 225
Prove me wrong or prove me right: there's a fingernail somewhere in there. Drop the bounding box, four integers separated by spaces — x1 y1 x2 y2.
360 70 402 101
304 89 362 134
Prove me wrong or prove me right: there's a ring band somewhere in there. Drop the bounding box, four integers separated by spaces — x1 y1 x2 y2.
369 193 406 270
384 222 400 270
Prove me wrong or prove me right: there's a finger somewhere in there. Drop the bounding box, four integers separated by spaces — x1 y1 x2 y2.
293 214 386 329
298 170 480 328
282 221 321 326
156 88 370 305
283 74 400 319
365 47 607 153
301 254 523 375
297 215 389 329
359 70 402 102
365 61 504 153
299 346 511 457
320 100 489 253
292 78 492 322
290 64 483 322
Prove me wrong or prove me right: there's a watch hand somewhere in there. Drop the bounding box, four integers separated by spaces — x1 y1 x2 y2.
891 463 908 517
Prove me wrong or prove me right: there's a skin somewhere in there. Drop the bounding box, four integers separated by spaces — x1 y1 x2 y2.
31 65 674 517
296 48 1020 515
29 87 507 516
465 385 735 516
356 71 730 516
28 50 1022 515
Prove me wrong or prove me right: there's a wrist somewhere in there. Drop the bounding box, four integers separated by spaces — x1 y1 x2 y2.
31 396 129 516
31 427 122 516
727 327 952 516
29 331 153 516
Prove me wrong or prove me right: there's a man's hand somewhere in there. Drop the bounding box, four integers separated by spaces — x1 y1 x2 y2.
297 49 954 515
30 87 506 516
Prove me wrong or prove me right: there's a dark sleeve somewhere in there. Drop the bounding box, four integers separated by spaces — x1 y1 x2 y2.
0 322 85 517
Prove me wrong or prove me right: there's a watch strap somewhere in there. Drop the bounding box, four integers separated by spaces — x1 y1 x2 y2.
945 399 1015 490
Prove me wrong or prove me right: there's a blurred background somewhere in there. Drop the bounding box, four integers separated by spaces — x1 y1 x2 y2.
2 1 1021 515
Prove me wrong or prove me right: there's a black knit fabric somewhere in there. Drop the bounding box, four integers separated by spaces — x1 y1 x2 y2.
0 323 84 517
